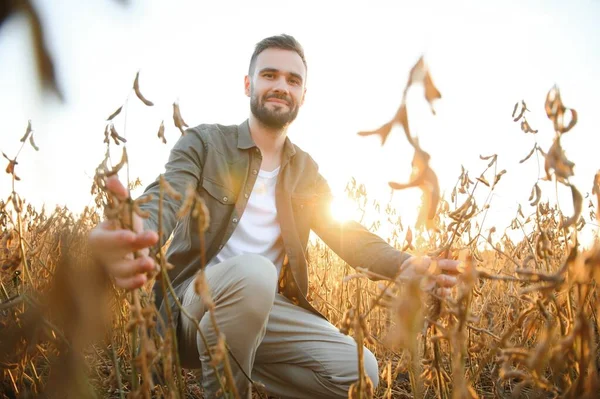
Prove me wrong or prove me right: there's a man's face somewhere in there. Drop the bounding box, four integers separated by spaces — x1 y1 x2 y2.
245 48 306 129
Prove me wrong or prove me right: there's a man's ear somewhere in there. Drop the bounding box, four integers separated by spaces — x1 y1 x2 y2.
244 75 251 97
301 87 307 106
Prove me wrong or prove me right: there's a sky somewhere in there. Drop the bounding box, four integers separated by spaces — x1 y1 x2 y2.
1 0 599 245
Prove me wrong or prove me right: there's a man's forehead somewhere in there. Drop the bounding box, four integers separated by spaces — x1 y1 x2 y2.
254 48 306 77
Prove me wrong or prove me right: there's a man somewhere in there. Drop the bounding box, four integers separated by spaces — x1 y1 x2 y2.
89 34 459 398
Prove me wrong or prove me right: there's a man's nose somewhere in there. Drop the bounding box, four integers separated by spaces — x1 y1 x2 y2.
272 77 290 93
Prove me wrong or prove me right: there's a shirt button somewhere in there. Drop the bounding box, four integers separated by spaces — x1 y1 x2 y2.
232 218 238 224
252 169 258 175
244 193 249 199
222 196 228 203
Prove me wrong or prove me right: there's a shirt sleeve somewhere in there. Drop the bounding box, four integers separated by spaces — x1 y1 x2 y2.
137 128 205 245
310 172 412 280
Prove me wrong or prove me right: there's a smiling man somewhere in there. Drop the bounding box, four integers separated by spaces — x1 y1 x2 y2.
89 34 460 398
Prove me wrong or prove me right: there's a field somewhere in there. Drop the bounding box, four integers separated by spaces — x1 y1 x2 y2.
1 60 599 399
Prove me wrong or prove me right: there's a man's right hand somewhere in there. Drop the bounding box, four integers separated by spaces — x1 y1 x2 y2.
88 176 158 290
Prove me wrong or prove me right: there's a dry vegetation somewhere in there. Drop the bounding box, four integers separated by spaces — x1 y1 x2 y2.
1 57 599 399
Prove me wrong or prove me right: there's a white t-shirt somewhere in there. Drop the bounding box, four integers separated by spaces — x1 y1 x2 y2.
205 167 285 277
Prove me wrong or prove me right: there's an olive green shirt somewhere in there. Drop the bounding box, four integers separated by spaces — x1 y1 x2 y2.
139 120 411 332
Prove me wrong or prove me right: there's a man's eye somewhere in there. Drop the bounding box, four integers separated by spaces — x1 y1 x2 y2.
264 73 274 79
289 79 300 85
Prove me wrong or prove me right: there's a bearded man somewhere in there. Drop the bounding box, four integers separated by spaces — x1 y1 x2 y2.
89 34 460 398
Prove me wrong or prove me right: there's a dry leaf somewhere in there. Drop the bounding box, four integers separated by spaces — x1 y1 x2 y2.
109 125 127 145
389 149 439 229
358 103 412 146
480 153 497 167
407 55 426 86
20 120 33 142
107 106 123 121
160 175 181 201
3 153 19 181
394 104 413 145
493 169 506 187
593 171 600 221
358 56 439 146
449 197 475 221
520 119 538 134
561 108 578 133
103 125 110 145
529 183 541 207
545 85 560 119
29 134 39 151
576 215 585 231
106 148 128 177
359 55 440 229
133 71 154 106
357 121 393 146
528 184 535 202
560 184 583 229
173 102 188 135
545 85 577 134
157 120 166 144
403 226 414 251
476 176 490 187
23 1 64 100
513 102 526 122
519 145 536 164
511 102 519 118
423 71 441 115
544 137 574 182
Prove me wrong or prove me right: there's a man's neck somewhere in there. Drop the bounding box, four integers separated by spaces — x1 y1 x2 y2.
248 115 287 171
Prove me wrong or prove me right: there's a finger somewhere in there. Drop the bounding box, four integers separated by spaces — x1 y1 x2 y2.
90 229 158 260
89 228 137 257
114 274 147 290
436 259 462 275
131 230 159 252
105 175 129 202
435 274 457 288
108 256 155 279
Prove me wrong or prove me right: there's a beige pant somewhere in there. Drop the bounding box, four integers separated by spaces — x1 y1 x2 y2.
178 254 379 398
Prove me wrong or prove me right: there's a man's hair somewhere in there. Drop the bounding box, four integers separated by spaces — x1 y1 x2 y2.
248 34 307 76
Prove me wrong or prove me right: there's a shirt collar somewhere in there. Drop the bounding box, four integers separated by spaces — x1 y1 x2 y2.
237 119 297 159
237 119 255 149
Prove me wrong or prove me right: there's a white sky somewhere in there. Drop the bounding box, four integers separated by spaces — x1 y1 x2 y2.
1 0 599 245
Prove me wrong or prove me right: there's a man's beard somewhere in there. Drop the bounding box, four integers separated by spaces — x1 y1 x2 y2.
250 91 299 129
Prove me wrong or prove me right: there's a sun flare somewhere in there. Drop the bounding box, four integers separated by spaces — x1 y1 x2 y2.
329 196 359 222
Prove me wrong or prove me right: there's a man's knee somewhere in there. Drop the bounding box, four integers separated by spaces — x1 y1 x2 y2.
229 254 278 292
225 254 278 317
322 345 380 394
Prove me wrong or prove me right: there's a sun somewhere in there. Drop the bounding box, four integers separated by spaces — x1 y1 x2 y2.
330 196 359 222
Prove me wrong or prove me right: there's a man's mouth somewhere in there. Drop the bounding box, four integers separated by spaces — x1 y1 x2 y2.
266 97 289 106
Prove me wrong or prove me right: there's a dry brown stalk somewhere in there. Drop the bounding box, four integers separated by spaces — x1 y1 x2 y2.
345 279 375 399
